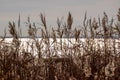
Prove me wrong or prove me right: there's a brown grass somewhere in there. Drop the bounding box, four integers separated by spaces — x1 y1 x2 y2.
0 8 120 80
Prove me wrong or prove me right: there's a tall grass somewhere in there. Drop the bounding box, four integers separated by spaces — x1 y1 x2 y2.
0 8 120 80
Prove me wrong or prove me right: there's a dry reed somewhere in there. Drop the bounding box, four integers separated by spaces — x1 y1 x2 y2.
0 8 120 80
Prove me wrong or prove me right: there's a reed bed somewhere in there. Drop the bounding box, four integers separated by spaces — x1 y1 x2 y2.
0 8 120 80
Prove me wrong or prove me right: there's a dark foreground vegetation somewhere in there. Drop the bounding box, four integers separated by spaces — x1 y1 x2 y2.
0 8 120 80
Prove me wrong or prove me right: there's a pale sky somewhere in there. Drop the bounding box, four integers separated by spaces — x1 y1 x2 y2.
0 0 120 36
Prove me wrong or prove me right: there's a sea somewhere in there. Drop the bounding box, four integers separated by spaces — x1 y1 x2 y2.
0 38 120 57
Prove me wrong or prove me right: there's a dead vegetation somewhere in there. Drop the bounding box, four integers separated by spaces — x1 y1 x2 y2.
0 8 120 80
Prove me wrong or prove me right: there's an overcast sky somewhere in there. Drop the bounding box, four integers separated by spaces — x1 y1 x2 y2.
0 0 120 36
